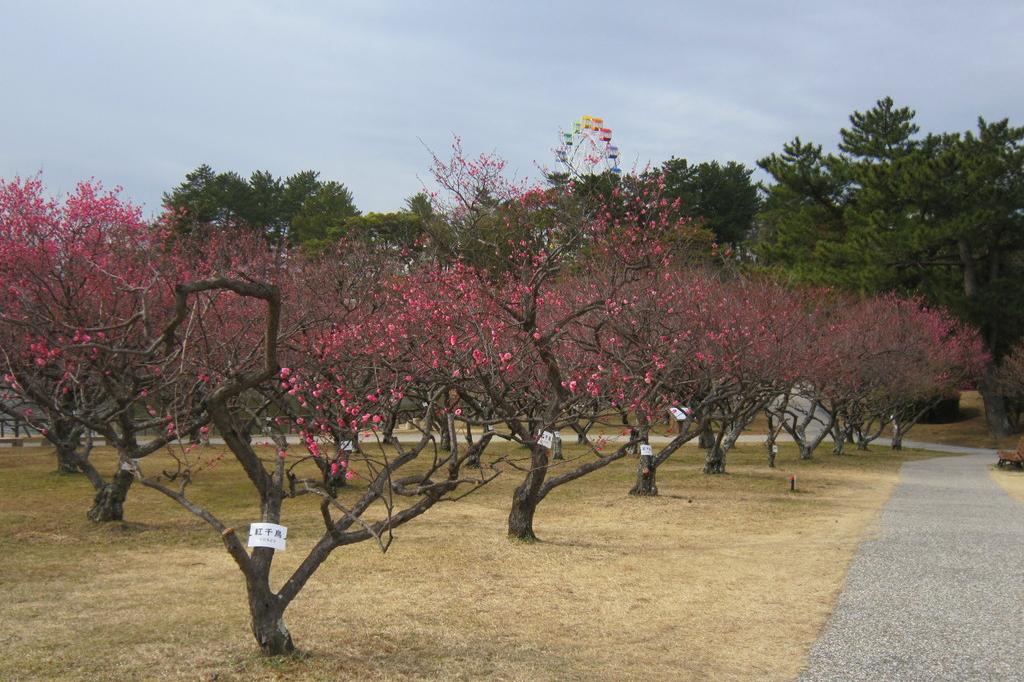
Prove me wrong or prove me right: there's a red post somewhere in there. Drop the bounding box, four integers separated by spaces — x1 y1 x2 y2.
789 475 795 492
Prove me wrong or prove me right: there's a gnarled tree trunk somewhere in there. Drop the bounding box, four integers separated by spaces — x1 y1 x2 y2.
703 444 726 474
698 424 715 449
248 585 294 656
704 422 743 474
87 467 134 522
507 446 547 541
629 450 657 496
55 444 81 474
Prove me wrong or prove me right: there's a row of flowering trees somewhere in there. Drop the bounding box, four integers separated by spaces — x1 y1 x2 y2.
0 158 985 655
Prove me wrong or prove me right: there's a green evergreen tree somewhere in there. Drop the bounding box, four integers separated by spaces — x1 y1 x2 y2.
163 166 358 247
756 98 1024 435
658 157 761 246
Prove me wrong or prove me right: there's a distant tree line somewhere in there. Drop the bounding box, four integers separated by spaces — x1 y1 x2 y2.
163 156 762 258
161 97 1023 437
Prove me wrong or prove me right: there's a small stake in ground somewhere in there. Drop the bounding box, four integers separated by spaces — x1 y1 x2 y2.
789 475 796 492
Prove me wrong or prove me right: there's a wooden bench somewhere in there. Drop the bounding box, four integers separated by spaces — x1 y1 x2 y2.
997 440 1024 470
0 436 24 447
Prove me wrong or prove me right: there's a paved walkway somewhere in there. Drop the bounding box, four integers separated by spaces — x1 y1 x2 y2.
799 451 1024 681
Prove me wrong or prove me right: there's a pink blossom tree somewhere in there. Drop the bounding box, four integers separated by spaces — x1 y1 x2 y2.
422 145 712 537
134 256 500 654
0 179 213 520
690 276 807 473
803 294 986 453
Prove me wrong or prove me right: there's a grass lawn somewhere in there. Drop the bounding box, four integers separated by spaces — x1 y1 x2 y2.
0 442 948 681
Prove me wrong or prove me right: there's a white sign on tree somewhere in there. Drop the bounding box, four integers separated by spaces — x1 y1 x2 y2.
248 523 288 550
668 406 692 421
537 431 554 449
640 444 653 457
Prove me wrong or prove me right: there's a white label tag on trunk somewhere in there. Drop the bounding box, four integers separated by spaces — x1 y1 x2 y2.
640 444 653 457
537 431 554 449
338 440 354 452
771 445 779 454
248 523 287 550
668 406 691 421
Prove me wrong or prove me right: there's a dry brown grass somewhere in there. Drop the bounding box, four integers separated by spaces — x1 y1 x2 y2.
990 467 1024 503
0 442 943 681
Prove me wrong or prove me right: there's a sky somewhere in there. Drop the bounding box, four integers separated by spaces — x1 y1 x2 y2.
1 0 1022 216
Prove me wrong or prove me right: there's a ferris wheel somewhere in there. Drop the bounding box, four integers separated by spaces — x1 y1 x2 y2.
555 115 621 176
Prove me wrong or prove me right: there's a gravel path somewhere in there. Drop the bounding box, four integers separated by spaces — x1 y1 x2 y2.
799 451 1024 681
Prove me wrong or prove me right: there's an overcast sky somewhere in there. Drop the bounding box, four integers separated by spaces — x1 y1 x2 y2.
2 1 1022 215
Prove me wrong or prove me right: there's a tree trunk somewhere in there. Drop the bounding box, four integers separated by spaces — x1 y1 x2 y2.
50 415 85 474
87 468 134 522
508 446 547 541
698 424 715 449
439 420 452 452
55 444 81 474
248 590 294 656
703 445 726 474
830 422 845 455
980 367 1015 437
704 421 745 474
508 492 540 541
570 421 591 444
629 454 658 496
799 444 812 460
